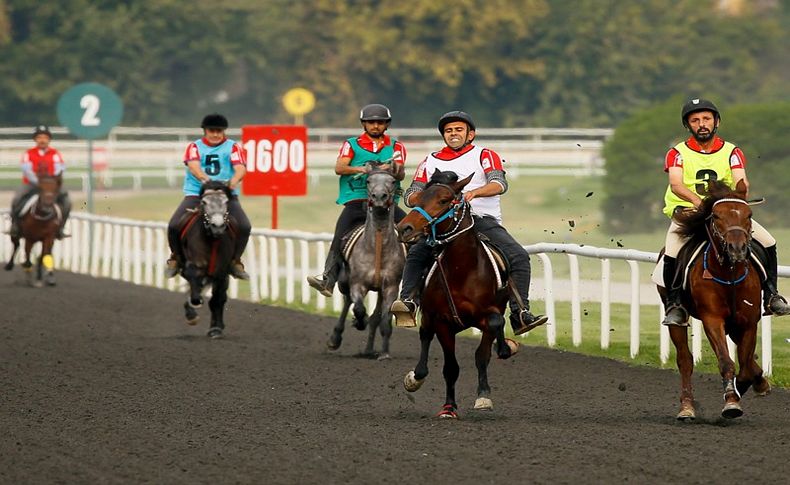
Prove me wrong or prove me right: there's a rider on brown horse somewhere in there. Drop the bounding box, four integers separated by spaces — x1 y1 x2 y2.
307 103 408 297
8 125 71 240
661 98 790 326
165 114 251 280
390 110 547 335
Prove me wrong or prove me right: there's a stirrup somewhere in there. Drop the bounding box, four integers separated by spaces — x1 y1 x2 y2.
765 294 790 317
391 299 417 328
662 304 689 327
307 274 333 297
510 309 548 336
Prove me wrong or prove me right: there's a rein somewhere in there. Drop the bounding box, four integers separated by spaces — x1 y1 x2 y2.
413 197 474 246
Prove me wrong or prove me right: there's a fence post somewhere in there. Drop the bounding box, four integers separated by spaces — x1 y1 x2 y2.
600 258 611 349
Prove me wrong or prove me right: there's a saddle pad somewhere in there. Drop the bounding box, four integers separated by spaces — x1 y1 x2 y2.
651 241 766 289
18 195 62 223
342 226 407 261
424 243 506 290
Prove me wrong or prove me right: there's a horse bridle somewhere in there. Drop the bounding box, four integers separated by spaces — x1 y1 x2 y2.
200 188 230 228
412 184 474 246
704 197 751 284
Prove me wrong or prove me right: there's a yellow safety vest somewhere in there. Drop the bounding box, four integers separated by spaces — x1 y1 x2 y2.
662 140 737 218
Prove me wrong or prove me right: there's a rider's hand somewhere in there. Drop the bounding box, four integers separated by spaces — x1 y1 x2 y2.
228 180 238 190
463 190 477 202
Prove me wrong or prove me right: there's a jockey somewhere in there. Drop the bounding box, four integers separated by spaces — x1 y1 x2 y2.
390 110 548 334
165 113 251 280
661 98 790 326
8 125 71 239
306 103 408 297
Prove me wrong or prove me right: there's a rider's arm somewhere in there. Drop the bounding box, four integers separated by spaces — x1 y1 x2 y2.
730 147 749 197
228 164 246 191
404 157 429 207
464 181 505 202
186 160 210 184
21 160 38 185
732 168 748 197
334 140 367 176
392 141 406 181
464 149 508 201
668 166 703 208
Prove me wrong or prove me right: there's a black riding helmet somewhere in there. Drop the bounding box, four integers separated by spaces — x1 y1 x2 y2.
681 98 720 128
437 110 476 133
359 104 392 122
201 113 229 129
32 125 52 138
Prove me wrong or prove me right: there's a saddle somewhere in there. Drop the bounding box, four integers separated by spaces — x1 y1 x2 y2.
424 233 509 290
652 240 768 289
341 225 407 261
18 194 62 222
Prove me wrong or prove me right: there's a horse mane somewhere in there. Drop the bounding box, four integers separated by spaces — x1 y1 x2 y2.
425 170 458 189
673 179 744 239
200 180 232 197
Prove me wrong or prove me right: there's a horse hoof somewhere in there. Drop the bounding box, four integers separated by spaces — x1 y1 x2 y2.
207 327 223 339
474 397 493 411
437 405 458 419
754 381 771 397
403 370 425 392
3 263 12 271
377 353 391 361
721 402 743 419
505 338 519 356
326 337 341 351
186 316 199 326
352 319 367 331
32 280 43 288
676 408 696 421
45 277 56 287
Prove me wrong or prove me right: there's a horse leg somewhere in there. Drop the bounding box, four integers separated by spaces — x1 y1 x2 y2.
376 286 398 360
731 325 769 396
490 312 518 360
182 265 203 325
207 276 229 339
473 329 495 411
702 319 742 419
350 285 368 331
362 295 383 358
437 327 460 418
23 239 35 286
668 325 696 420
327 295 351 351
403 322 434 392
4 236 19 271
42 237 56 286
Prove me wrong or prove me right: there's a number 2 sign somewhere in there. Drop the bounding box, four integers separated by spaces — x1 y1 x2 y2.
57 83 123 140
241 125 307 196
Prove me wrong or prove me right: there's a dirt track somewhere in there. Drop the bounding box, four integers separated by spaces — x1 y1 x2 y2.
2 270 790 484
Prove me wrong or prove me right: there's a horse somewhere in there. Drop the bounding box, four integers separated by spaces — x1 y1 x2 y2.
661 179 770 420
395 170 519 418
5 175 62 287
178 181 237 338
328 162 405 360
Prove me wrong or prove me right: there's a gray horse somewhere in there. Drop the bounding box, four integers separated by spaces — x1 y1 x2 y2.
328 163 405 359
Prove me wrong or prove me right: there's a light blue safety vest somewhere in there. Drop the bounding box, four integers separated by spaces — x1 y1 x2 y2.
182 138 240 196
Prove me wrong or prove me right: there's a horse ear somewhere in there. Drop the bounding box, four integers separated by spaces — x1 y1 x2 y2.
453 173 474 193
735 179 748 199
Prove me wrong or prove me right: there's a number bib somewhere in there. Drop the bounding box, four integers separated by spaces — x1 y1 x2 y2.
182 138 239 196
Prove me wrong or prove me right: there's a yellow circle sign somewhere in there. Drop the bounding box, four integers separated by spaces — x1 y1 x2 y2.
282 88 316 116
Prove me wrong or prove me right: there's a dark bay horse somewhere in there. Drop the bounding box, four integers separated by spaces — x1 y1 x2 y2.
663 179 769 420
5 176 61 287
328 163 405 359
179 181 237 338
396 170 519 418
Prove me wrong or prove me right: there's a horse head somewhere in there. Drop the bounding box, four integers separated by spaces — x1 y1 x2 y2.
199 181 232 237
397 169 473 244
676 179 752 263
34 175 60 217
366 163 398 212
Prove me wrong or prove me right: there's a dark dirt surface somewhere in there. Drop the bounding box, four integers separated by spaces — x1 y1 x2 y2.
2 271 790 484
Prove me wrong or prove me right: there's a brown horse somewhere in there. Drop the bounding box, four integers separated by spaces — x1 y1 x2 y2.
396 170 519 418
5 176 62 287
664 179 770 420
179 181 237 338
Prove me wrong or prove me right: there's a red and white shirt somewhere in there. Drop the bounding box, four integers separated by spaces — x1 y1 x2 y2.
21 147 65 184
413 145 506 222
664 136 746 172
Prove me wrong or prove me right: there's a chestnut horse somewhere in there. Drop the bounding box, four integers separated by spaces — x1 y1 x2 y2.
664 179 769 420
5 176 62 287
396 170 519 418
178 181 237 338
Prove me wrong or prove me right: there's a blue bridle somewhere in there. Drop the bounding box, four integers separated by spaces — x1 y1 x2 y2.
412 198 468 247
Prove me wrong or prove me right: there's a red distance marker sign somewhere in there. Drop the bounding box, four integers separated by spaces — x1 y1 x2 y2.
241 125 307 196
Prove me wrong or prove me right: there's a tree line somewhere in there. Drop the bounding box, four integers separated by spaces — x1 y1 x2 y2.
0 0 787 128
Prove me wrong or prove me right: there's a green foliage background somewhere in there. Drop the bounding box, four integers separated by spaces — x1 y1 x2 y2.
0 0 787 127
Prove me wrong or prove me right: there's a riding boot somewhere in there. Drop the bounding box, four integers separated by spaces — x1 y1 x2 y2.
391 242 432 328
307 249 340 298
662 256 689 326
762 245 790 316
507 266 547 336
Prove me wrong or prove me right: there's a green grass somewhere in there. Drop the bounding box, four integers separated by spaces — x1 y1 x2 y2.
24 174 790 386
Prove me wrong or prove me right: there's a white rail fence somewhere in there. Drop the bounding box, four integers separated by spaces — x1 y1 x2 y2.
0 210 782 376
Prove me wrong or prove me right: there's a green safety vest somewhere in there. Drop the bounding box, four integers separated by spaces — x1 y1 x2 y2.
336 137 402 205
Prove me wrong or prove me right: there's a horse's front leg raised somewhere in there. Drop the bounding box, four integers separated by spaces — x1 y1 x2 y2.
403 320 435 393
350 284 368 331
702 318 742 419
669 325 695 420
328 295 351 351
207 275 228 339
182 263 204 325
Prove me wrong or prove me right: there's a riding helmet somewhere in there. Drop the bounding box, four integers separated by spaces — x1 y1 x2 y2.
359 104 392 122
681 98 720 127
437 110 476 133
32 125 52 139
201 113 229 129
